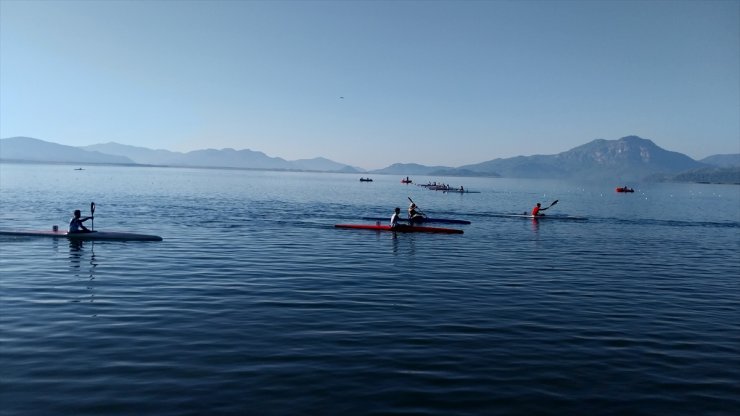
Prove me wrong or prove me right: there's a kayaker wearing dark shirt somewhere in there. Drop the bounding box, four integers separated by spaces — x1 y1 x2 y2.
531 203 549 217
69 209 93 233
408 203 424 225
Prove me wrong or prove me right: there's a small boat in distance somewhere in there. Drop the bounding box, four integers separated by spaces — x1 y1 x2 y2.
616 186 635 193
74 168 84 170
401 176 412 184
359 177 373 182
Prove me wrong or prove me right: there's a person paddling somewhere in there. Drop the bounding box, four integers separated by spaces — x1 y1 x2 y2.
408 203 424 225
390 207 402 229
531 202 549 217
69 209 93 233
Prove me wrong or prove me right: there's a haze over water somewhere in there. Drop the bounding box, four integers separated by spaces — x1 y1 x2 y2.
1 163 738 415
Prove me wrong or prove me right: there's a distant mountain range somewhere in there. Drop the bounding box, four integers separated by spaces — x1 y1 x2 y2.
0 137 133 164
369 136 739 183
0 137 362 173
82 141 362 172
699 154 740 168
1 135 738 183
457 136 710 180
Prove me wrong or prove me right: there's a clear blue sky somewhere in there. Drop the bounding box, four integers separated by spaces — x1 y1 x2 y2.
1 0 738 170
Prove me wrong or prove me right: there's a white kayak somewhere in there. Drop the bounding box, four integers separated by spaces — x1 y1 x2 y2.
0 229 163 241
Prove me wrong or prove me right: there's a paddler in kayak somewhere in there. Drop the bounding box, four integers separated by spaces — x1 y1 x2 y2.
408 203 424 225
390 207 403 229
69 209 93 233
531 202 549 217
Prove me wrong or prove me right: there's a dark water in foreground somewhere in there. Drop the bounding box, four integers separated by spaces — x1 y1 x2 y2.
1 164 738 415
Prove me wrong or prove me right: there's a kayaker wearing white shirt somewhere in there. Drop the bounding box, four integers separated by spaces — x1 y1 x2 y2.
390 207 402 228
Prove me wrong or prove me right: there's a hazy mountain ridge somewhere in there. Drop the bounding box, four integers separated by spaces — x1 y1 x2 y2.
173 148 293 170
2 135 737 182
0 137 134 164
1 138 361 172
86 142 361 172
370 163 501 178
700 154 740 168
370 163 451 175
457 136 707 181
647 166 740 184
365 136 736 182
83 142 182 165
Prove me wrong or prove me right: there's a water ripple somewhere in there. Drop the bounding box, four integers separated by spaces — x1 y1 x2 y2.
1 166 738 415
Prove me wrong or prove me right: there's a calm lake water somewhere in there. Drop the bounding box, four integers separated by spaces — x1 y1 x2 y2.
1 163 738 416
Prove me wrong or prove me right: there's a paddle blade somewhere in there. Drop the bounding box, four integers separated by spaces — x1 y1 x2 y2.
550 200 559 207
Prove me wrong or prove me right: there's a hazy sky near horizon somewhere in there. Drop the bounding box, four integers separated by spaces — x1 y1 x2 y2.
1 0 738 170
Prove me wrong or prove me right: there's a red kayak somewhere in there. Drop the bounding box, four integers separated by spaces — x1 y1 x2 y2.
335 224 463 234
616 187 634 193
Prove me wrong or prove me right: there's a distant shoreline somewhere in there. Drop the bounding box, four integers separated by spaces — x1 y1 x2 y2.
0 159 361 175
2 159 737 185
0 158 500 178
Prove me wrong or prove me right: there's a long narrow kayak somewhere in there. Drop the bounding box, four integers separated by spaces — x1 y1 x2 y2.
0 229 163 241
335 224 464 234
361 216 471 225
492 214 588 221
